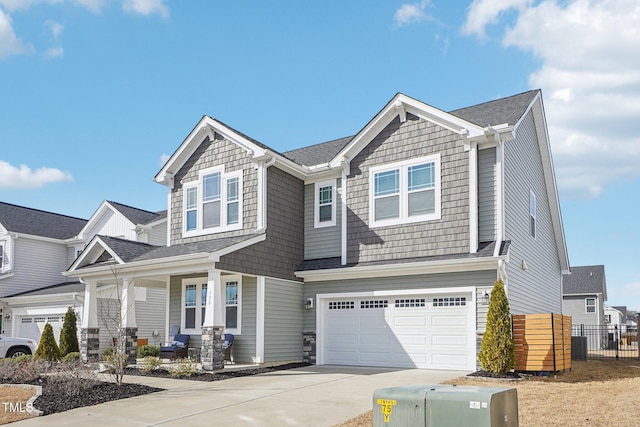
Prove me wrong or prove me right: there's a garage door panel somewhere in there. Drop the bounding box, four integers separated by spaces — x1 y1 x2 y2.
359 333 391 345
395 334 428 346
327 333 357 345
327 316 357 328
392 315 427 327
358 351 391 364
326 350 357 363
432 353 469 368
431 334 468 346
358 315 388 329
431 314 468 327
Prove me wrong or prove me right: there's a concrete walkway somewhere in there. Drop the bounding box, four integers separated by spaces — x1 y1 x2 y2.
14 366 469 427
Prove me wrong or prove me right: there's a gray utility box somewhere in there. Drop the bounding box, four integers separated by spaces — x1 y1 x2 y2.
373 384 518 427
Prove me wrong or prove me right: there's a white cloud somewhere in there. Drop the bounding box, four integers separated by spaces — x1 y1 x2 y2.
0 9 33 59
393 0 434 28
122 0 168 19
45 46 63 59
159 153 170 167
464 0 640 199
45 19 63 39
0 1 63 12
0 160 73 189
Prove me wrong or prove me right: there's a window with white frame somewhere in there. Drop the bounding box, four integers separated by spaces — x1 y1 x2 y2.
183 279 207 333
529 191 536 238
586 298 596 314
0 242 4 271
314 180 336 228
369 155 441 227
183 166 243 236
225 278 241 334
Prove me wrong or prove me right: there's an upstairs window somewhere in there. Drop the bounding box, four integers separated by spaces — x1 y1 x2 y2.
314 180 336 228
183 166 243 236
586 298 596 314
369 155 441 227
529 191 537 238
0 243 3 270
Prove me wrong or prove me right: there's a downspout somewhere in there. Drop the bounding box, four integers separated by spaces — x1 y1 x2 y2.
340 158 349 265
256 157 276 234
493 132 505 258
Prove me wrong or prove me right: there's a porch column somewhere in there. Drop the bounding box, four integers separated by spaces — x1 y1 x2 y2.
80 280 100 362
201 269 225 370
120 278 138 364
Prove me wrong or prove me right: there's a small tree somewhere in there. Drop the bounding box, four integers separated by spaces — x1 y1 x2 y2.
59 307 79 356
34 323 61 361
478 278 514 374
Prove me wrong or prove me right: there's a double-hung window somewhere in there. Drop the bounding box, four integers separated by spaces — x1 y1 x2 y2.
224 276 242 334
183 279 207 333
314 180 336 228
585 298 596 314
0 242 4 271
529 190 537 238
369 154 441 227
183 166 243 236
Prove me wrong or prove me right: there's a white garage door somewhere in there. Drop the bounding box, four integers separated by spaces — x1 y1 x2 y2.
321 292 475 370
17 315 64 343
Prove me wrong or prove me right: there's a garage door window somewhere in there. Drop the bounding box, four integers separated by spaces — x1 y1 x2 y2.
360 300 388 309
395 298 426 308
21 318 32 324
433 297 466 307
34 317 46 323
329 301 354 310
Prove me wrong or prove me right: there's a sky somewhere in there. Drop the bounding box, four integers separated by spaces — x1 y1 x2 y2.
1 0 639 310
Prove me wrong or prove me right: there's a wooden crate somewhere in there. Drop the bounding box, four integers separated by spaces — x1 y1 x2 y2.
512 313 571 372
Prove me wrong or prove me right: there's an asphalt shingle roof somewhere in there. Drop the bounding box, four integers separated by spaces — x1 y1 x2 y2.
282 136 354 167
6 281 84 298
562 265 607 296
0 202 87 240
449 90 540 127
108 201 166 225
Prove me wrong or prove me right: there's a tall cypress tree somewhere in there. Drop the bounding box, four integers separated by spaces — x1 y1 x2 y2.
34 323 61 361
478 278 515 374
59 306 80 356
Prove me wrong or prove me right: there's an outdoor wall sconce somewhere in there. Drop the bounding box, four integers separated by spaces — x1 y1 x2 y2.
482 291 490 305
304 298 314 310
3 314 10 321
521 259 528 271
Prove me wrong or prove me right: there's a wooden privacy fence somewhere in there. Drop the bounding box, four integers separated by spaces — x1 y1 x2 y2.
512 313 572 372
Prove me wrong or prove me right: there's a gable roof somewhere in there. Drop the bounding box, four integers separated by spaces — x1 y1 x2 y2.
108 201 166 225
449 90 540 127
4 281 84 298
0 201 87 240
562 265 607 299
282 136 353 167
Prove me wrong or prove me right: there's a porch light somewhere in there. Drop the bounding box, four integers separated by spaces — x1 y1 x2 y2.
482 291 490 305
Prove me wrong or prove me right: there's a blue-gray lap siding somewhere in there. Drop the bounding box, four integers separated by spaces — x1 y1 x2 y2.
346 114 470 264
478 147 497 243
264 277 304 362
503 110 562 314
304 180 342 260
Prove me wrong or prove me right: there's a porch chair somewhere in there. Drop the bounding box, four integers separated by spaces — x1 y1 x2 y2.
159 334 190 360
224 333 234 364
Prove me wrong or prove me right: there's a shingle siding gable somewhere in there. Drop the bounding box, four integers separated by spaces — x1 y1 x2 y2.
346 114 470 263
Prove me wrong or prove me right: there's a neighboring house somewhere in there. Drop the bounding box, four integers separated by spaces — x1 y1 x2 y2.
562 265 607 348
66 90 569 371
0 201 167 347
606 305 626 331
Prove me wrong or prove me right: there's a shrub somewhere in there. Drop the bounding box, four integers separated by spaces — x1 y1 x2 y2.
62 352 80 363
478 278 515 374
168 358 198 378
101 347 114 359
137 345 160 358
47 360 98 397
141 356 162 373
0 355 46 383
34 323 61 361
59 307 80 356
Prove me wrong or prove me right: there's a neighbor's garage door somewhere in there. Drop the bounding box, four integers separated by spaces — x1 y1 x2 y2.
321 292 475 370
17 315 64 342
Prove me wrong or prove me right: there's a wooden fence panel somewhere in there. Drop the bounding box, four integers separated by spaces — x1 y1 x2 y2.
512 313 571 372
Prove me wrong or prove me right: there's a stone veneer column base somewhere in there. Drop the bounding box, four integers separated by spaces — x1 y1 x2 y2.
121 327 138 364
303 331 316 364
201 326 224 371
80 328 100 362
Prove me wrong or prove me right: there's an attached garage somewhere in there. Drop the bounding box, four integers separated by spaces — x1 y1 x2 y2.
17 313 64 342
317 288 476 370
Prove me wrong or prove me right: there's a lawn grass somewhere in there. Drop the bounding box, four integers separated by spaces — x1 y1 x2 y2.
335 360 640 427
0 386 38 425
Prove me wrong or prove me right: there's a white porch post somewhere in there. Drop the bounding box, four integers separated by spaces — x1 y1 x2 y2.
80 280 100 362
120 277 138 363
201 268 225 370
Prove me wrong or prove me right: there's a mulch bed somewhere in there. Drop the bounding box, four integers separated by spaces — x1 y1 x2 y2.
124 362 311 381
467 370 525 380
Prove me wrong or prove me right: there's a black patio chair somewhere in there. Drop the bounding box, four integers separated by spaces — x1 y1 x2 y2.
159 334 190 360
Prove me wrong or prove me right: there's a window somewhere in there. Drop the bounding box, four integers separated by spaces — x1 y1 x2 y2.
370 155 441 227
183 166 243 236
586 298 596 314
433 297 467 307
224 277 242 334
314 180 336 227
395 298 426 308
0 243 3 270
530 191 536 238
328 301 354 310
361 300 388 309
183 279 207 332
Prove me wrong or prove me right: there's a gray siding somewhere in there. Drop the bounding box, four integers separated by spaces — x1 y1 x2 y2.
562 296 604 326
264 277 304 362
347 114 470 263
217 167 304 282
0 236 70 297
478 147 496 243
504 111 562 314
169 134 258 245
302 270 496 332
231 276 257 363
304 179 342 259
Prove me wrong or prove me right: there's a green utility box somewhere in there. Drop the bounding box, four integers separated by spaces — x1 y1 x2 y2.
373 384 518 427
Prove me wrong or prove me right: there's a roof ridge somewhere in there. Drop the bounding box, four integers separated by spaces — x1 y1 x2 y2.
448 89 540 113
0 201 87 222
98 234 158 247
107 200 160 216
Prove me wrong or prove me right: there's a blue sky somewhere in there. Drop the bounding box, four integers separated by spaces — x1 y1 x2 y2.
1 1 639 310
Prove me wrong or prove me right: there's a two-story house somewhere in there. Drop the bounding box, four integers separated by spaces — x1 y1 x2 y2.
66 90 569 371
1 201 167 348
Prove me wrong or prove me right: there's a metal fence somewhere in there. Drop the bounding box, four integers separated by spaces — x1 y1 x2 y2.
572 324 640 360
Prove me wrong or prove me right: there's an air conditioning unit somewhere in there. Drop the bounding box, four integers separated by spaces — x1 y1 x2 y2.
373 384 518 427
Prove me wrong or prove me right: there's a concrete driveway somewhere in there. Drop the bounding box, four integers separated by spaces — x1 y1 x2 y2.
14 365 469 427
